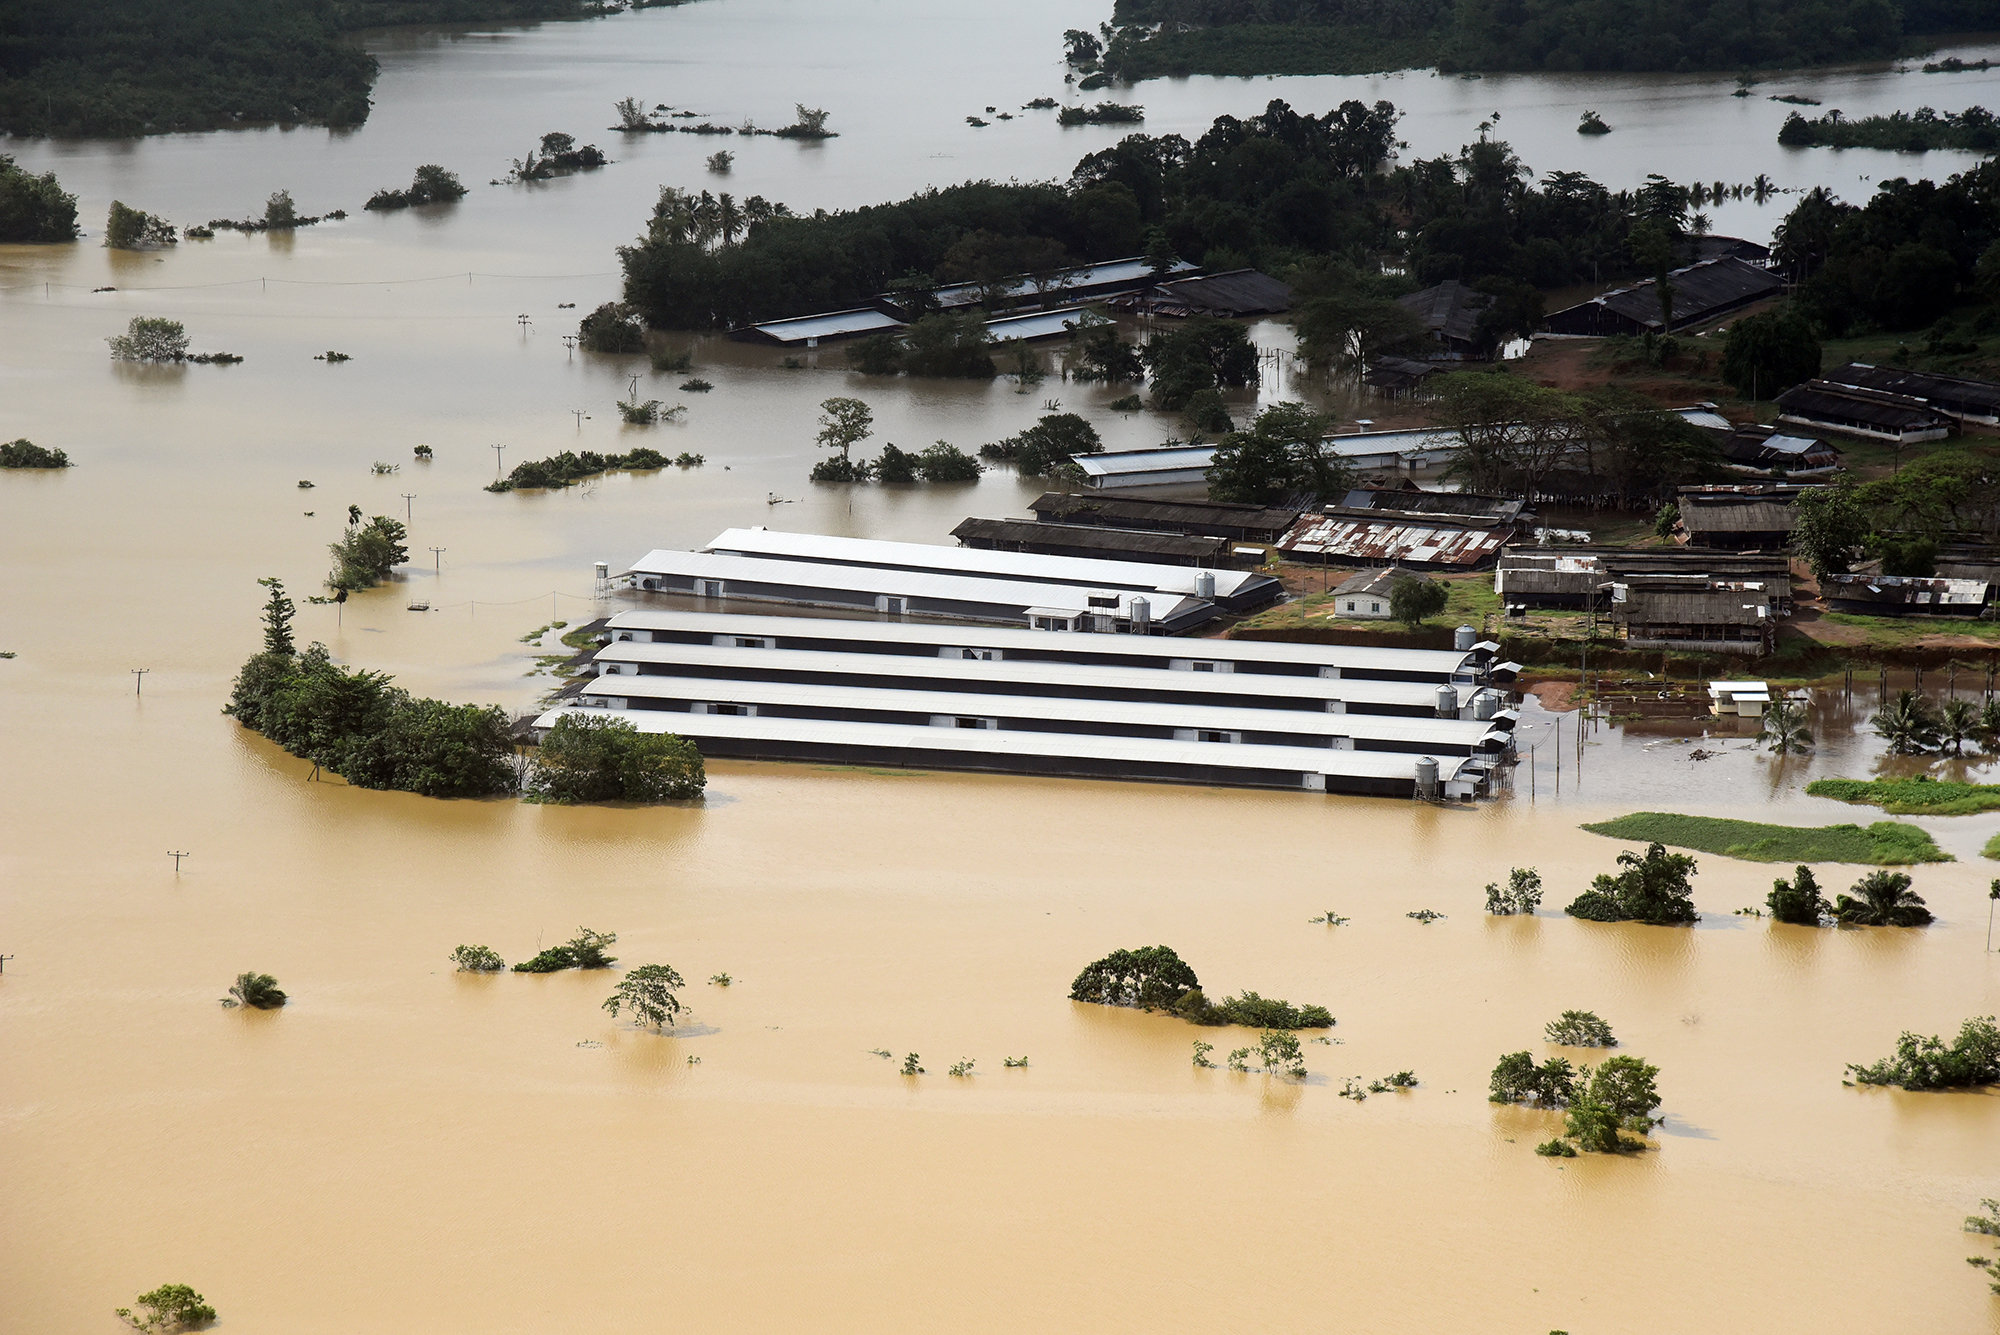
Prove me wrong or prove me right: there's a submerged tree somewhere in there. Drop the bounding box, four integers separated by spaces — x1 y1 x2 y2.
450 944 505 972
1485 866 1543 915
107 316 189 363
1069 945 1200 1011
115 1282 216 1332
1565 843 1699 925
527 713 705 803
1757 698 1812 754
1767 864 1830 926
1545 1010 1617 1047
1834 870 1934 927
1848 1016 2000 1089
514 927 619 974
226 972 287 1009
1872 690 1942 755
603 963 687 1030
810 396 874 482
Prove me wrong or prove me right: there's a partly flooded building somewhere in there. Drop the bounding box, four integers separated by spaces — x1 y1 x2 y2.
622 528 1283 634
540 610 1516 797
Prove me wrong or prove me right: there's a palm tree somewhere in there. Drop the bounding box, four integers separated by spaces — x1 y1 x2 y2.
716 192 740 246
1978 698 2000 749
1940 698 1979 754
228 972 288 1009
1835 871 1935 927
1872 690 1941 754
1757 698 1813 754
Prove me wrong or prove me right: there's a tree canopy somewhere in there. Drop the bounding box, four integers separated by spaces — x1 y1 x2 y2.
1565 842 1700 924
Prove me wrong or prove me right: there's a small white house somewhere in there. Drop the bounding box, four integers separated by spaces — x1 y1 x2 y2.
1333 567 1425 620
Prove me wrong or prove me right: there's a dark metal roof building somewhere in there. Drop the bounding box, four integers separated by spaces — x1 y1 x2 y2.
1397 280 1494 356
951 517 1234 567
1723 424 1840 474
1774 381 1954 444
1676 485 1815 551
1028 492 1299 544
1119 268 1293 318
1542 257 1782 336
1612 582 1777 654
1821 363 2000 427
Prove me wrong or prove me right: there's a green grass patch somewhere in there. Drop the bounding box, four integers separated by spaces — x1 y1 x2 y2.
1818 612 2000 645
1808 775 2000 816
1582 811 1952 864
1983 831 2000 861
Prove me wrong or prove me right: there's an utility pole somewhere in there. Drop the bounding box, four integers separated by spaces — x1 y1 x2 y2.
0 953 13 974
401 493 415 521
430 546 446 572
570 408 590 431
1988 881 1999 952
517 313 532 335
491 443 507 478
168 850 189 873
131 667 149 695
562 334 578 360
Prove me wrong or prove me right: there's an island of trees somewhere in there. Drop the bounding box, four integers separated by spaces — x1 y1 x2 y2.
0 0 654 137
1090 0 2000 80
1069 944 1334 1028
224 580 704 801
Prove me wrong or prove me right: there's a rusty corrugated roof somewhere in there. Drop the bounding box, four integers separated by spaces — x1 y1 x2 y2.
1276 512 1515 569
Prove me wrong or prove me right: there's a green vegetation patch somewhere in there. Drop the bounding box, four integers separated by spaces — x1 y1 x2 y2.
1808 776 2000 816
1582 811 1951 865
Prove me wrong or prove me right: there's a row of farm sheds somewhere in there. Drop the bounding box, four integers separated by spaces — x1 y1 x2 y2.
529 519 1528 798
732 258 1291 347
538 609 1519 799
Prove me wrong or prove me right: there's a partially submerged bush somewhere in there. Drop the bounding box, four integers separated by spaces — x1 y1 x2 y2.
226 972 287 1010
1485 866 1543 915
528 713 705 803
105 199 177 249
1834 869 1933 927
1545 1010 1617 1047
513 927 619 973
603 963 685 1029
450 944 505 972
980 412 1103 475
365 164 468 211
1070 946 1332 1028
0 438 70 468
578 301 647 354
108 315 189 363
1767 864 1830 925
1565 842 1698 925
1847 1016 2000 1090
115 1282 215 1332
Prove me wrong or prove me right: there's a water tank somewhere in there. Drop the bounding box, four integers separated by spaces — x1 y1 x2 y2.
594 561 610 582
1414 755 1440 800
1473 690 1498 721
1435 684 1459 718
1454 624 1476 651
1129 597 1151 631
1194 570 1216 599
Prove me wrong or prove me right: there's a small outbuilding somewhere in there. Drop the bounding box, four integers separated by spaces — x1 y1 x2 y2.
1723 424 1840 475
1676 485 1813 551
1333 567 1429 620
1397 280 1494 358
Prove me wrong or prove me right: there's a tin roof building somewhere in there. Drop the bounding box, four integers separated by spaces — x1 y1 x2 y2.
699 527 1283 611
1774 381 1953 444
1027 492 1299 544
1542 257 1782 337
950 517 1235 567
1822 574 1991 617
1820 363 2000 427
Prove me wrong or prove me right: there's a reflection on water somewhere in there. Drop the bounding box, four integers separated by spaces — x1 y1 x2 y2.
5 3 2000 1331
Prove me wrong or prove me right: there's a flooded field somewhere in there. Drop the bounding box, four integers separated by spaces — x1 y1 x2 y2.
6 2 2000 1330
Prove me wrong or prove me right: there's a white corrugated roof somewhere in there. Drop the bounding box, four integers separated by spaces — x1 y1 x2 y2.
592 640 1457 709
624 549 1212 623
703 527 1277 601
574 673 1503 748
603 608 1478 676
982 307 1091 341
533 704 1472 782
748 308 903 342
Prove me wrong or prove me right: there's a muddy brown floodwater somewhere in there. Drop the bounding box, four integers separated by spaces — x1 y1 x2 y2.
6 1 2000 1330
